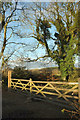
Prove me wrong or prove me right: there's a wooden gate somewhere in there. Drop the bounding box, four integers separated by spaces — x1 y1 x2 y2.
8 71 80 103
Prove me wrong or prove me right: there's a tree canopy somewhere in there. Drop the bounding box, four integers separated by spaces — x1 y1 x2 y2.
33 2 79 81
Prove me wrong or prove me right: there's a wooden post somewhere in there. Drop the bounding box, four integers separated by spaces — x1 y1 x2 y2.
78 78 80 114
8 71 12 88
78 78 80 103
29 78 32 101
30 78 32 93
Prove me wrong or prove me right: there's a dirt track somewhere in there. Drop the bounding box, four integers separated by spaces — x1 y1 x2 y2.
2 86 70 119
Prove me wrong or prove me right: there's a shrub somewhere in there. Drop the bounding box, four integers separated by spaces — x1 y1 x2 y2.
12 66 30 79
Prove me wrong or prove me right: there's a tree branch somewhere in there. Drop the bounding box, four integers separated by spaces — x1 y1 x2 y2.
28 43 39 52
1 2 18 58
24 55 49 62
6 42 29 46
6 2 18 22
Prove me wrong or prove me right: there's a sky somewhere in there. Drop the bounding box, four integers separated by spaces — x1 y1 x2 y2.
0 2 57 69
0 2 79 69
1 0 79 2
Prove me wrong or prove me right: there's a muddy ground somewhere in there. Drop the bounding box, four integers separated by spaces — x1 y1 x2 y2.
2 86 70 119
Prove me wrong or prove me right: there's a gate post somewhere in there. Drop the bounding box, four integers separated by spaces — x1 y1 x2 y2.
29 78 32 101
8 71 12 88
78 78 80 113
30 78 32 93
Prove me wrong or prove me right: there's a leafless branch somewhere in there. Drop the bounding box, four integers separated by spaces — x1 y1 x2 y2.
28 43 39 52
6 42 29 46
6 31 13 41
6 2 18 22
4 50 15 63
8 18 20 23
24 55 49 62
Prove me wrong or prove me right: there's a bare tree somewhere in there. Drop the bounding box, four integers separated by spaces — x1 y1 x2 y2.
0 2 31 70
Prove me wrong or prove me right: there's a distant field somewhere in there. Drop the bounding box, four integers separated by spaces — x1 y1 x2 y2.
2 67 80 84
29 67 59 75
29 67 80 75
28 67 80 82
28 67 60 81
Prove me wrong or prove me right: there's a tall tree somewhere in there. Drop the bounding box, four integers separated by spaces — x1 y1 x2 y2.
0 2 29 70
34 2 78 81
0 2 18 68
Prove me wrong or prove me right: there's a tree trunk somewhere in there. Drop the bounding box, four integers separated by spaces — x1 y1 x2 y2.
66 74 69 82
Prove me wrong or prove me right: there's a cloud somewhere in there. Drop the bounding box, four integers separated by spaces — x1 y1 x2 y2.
26 61 58 69
8 59 58 69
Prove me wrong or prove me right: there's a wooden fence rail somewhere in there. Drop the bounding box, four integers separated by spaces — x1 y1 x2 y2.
8 71 80 104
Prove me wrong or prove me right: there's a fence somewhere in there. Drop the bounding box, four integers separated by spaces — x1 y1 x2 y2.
8 71 80 103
